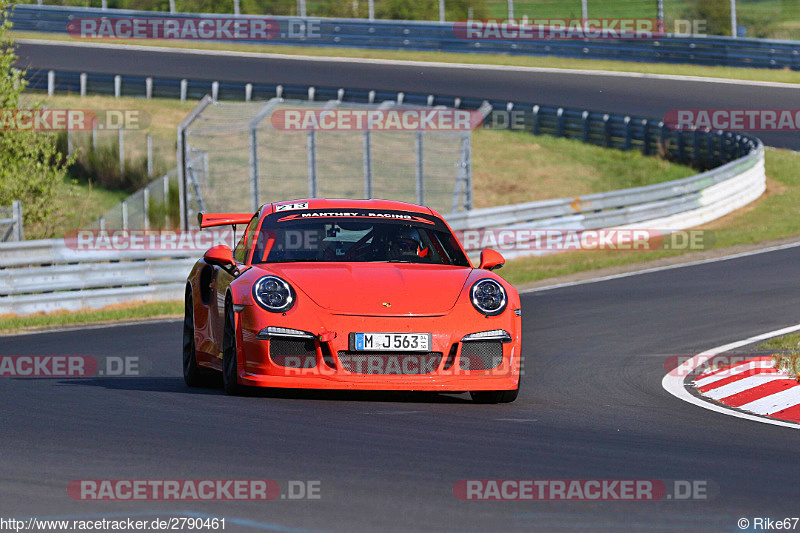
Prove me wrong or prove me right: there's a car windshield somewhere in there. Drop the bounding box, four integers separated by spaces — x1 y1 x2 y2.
252 209 470 266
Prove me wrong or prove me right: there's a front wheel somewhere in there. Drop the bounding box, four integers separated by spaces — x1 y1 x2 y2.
222 296 246 396
470 372 520 404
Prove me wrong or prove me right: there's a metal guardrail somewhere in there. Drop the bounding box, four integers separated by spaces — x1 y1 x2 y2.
9 4 800 70
0 240 197 315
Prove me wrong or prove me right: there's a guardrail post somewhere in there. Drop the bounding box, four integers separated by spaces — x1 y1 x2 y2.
337 88 344 102
12 200 23 242
308 86 315 101
143 188 150 231
623 116 632 150
47 70 55 96
102 0 107 8
427 95 434 106
99 216 105 231
415 131 424 205
369 0 375 20
556 108 565 138
602 114 611 147
147 134 153 178
677 131 686 162
145 77 153 99
249 126 260 212
234 0 240 15
307 130 317 197
114 75 121 98
276 85 284 99
169 0 176 13
581 110 590 142
397 92 404 105
708 131 717 168
80 73 87 97
659 121 668 155
368 90 375 104
363 130 373 198
118 127 125 180
531 105 540 135
692 130 701 166
211 81 219 102
245 83 252 101
641 119 650 155
454 98 461 109
180 79 188 101
122 200 129 231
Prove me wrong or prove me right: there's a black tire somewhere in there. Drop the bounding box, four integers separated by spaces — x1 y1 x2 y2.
183 287 215 387
222 296 246 396
470 371 521 404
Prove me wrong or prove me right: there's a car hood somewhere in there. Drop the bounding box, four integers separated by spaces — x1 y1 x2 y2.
260 263 472 316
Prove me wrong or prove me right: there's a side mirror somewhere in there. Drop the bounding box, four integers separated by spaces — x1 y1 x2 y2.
479 249 505 271
204 245 234 267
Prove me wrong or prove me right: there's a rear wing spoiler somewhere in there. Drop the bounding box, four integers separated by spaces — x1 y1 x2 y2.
198 212 253 229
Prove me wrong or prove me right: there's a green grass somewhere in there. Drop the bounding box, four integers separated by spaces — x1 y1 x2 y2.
11 30 800 85
758 332 800 351
472 129 695 208
0 300 183 334
496 147 800 286
26 174 129 239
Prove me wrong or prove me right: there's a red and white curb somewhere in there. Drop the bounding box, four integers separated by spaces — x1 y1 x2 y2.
662 323 800 430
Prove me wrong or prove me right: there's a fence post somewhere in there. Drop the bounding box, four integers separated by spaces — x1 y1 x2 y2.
143 188 150 231
12 200 23 242
122 200 129 231
169 0 176 13
438 0 445 22
180 79 188 102
114 75 121 98
307 130 317 197
101 0 107 8
245 83 252 101
47 70 55 96
249 127 260 212
118 127 125 181
234 0 240 15
147 134 153 178
363 130 373 198
603 114 611 147
531 105 540 135
556 107 565 137
80 72 87 97
415 131 424 205
145 77 153 99
298 0 307 17
308 86 315 101
211 81 219 102
163 175 171 229
642 119 650 155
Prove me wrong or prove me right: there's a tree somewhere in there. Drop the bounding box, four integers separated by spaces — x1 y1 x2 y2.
0 2 72 236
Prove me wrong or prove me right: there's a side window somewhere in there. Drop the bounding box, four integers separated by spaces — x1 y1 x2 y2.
233 216 259 263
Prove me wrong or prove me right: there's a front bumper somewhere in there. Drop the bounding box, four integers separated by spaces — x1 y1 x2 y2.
234 304 522 391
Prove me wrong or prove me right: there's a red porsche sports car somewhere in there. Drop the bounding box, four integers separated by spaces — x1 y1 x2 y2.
183 199 522 403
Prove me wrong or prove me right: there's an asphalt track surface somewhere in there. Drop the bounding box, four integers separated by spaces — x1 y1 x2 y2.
3 43 800 531
13 41 800 150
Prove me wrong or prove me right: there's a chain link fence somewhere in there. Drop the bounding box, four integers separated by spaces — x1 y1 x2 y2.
178 96 480 229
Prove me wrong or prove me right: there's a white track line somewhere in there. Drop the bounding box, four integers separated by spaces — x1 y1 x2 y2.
703 375 788 400
662 323 800 430
525 240 800 294
739 387 800 415
16 39 800 90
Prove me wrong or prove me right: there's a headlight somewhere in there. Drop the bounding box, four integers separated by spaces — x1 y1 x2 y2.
252 275 295 313
470 278 507 316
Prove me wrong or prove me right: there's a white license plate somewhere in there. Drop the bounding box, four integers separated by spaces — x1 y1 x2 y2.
354 333 431 352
